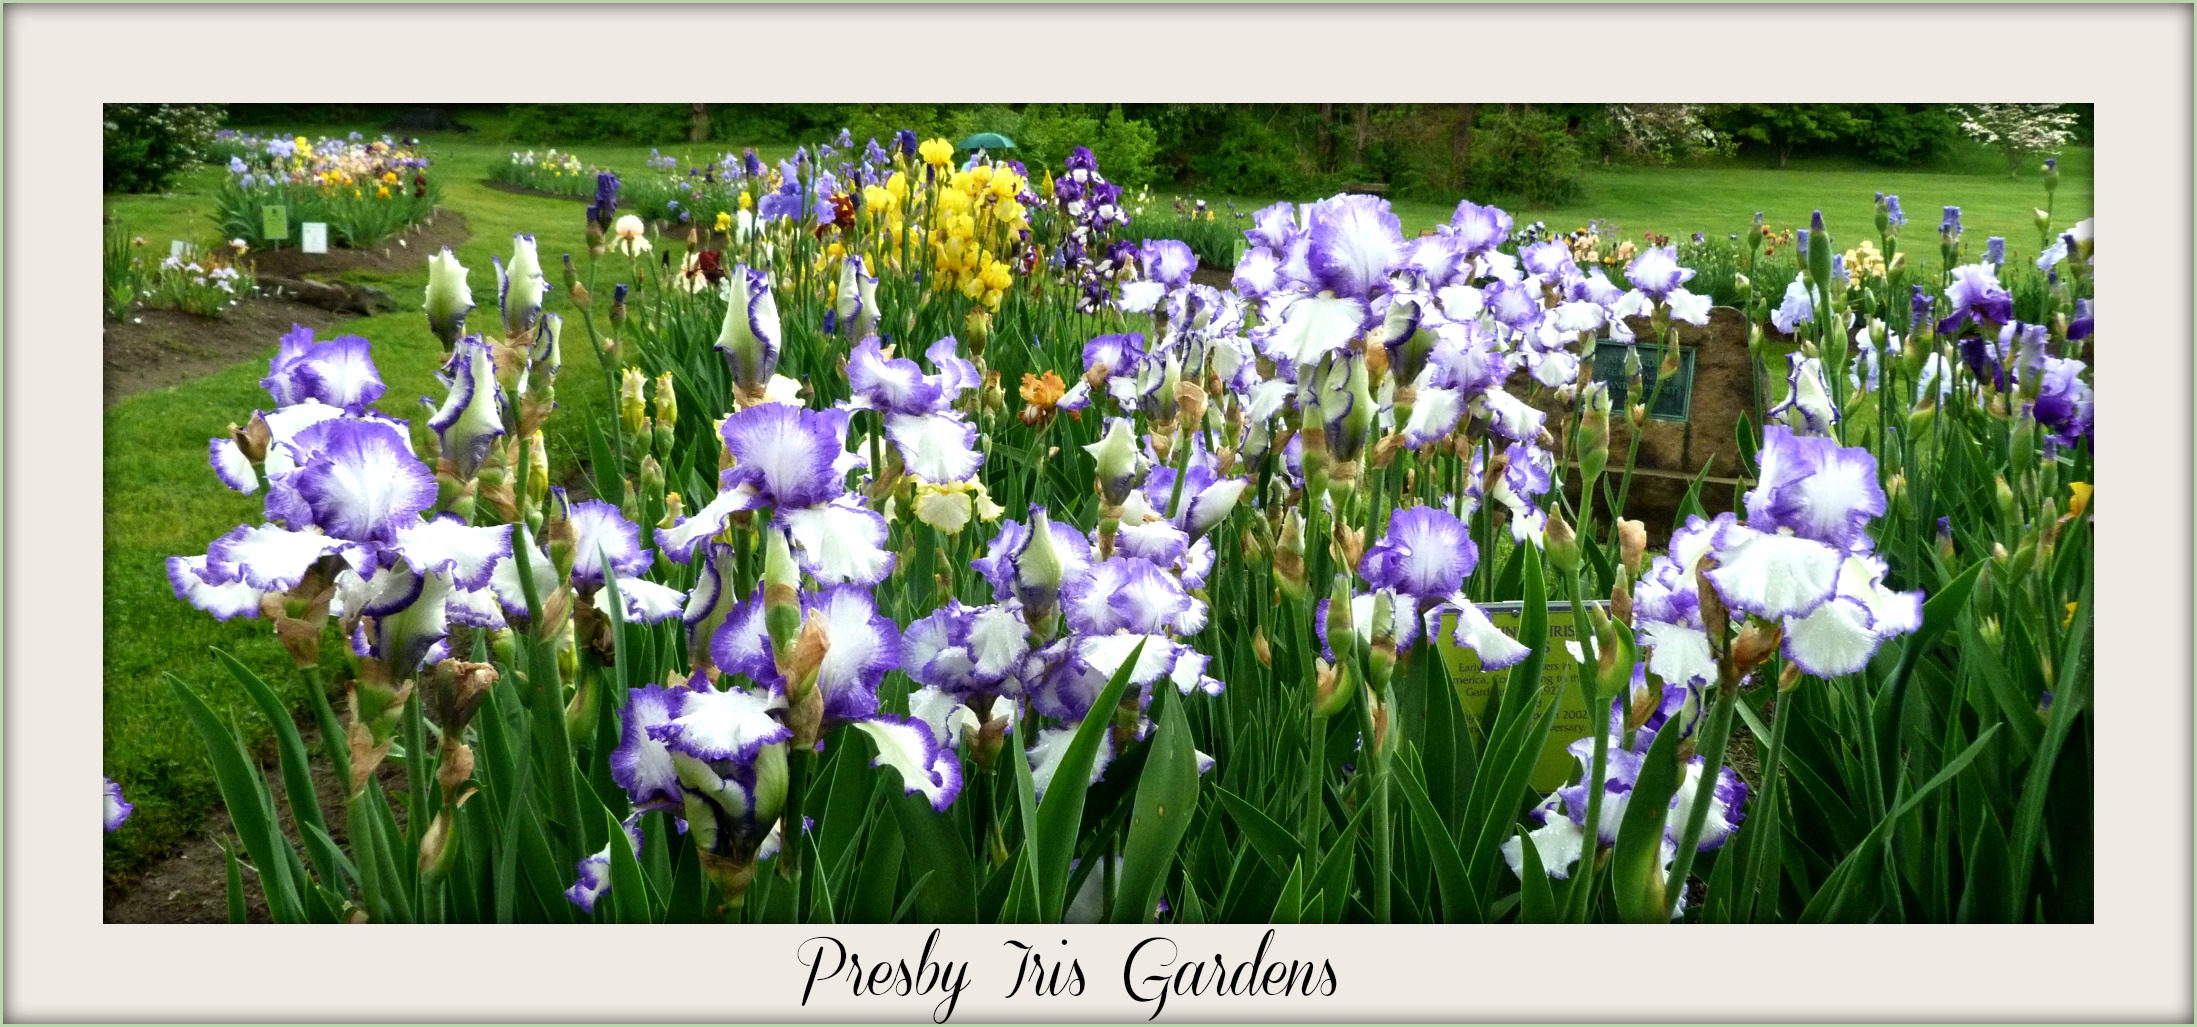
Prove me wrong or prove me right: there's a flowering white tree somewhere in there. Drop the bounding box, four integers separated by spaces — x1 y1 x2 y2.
1953 103 2082 177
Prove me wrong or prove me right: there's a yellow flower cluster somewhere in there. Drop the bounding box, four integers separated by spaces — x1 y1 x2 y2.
1843 239 1889 281
846 160 1030 312
931 163 1029 311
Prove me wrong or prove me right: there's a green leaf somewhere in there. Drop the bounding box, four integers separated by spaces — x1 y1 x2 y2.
603 810 652 924
166 674 305 923
213 648 342 896
1958 618 2042 756
584 416 624 506
1514 825 1558 924
1111 692 1201 924
1035 639 1145 921
1393 753 1476 921
1216 786 1305 876
890 789 977 923
890 871 937 925
1611 707 1685 923
1871 559 1986 778
851 814 907 923
2007 567 2091 920
1673 461 1715 526
224 839 249 924
1800 723 2002 923
1736 412 1760 479
1269 858 1306 923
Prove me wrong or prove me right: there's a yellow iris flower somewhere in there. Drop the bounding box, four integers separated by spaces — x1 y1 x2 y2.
918 137 954 167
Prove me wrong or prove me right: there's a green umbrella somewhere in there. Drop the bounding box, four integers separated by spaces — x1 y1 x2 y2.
955 132 1016 151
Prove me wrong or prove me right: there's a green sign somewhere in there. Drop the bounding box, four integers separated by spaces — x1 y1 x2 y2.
261 205 289 240
1593 341 1694 422
1231 238 1246 266
1435 601 1599 792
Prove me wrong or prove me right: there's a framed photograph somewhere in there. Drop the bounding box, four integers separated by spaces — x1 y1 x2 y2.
26 3 2188 1023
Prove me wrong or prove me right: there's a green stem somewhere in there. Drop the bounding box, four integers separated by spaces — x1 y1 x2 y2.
1734 683 1794 923
1662 678 1740 906
301 665 350 799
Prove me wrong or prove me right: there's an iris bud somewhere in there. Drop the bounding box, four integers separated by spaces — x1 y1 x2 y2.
423 246 474 351
763 528 803 654
1546 508 1581 575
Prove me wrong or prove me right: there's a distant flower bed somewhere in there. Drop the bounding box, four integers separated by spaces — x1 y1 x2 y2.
487 148 598 199
104 219 256 320
212 132 440 250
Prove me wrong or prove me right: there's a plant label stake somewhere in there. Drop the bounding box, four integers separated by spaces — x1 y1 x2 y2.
262 205 289 241
169 239 189 261
301 222 328 254
1436 601 1600 791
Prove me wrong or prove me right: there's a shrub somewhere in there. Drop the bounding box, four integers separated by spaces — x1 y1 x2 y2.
104 104 224 193
1844 104 1962 166
1467 106 1586 206
506 103 692 145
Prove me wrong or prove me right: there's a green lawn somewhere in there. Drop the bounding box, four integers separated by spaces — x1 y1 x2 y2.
101 119 2095 881
1166 143 2093 272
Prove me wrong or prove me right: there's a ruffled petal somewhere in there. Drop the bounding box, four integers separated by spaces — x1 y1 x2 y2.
289 419 437 544
568 499 651 586
209 437 259 494
394 517 512 592
808 585 901 723
611 577 687 625
610 685 686 808
1704 528 1842 620
654 485 755 565
886 411 984 483
1639 620 1717 689
1027 724 1114 801
167 554 265 621
1443 596 1530 670
719 403 846 510
648 684 790 763
853 716 964 811
778 497 896 587
1262 294 1366 370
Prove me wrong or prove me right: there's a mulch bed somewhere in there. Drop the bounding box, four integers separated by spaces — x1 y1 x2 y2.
247 208 469 280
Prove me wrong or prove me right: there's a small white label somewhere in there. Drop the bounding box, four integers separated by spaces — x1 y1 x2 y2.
301 222 329 254
169 240 188 260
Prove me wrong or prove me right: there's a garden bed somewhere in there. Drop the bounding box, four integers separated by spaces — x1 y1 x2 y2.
104 723 405 923
481 179 588 204
245 207 468 280
104 296 344 406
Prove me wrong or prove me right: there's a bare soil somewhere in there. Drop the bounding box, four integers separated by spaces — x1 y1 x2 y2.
246 208 469 280
103 724 406 923
104 297 344 407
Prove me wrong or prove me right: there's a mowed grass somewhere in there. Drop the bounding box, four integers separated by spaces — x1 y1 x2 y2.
101 119 2096 880
1167 142 2094 272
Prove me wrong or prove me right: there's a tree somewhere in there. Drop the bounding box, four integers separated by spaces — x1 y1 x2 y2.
1953 103 2082 177
1716 103 1856 168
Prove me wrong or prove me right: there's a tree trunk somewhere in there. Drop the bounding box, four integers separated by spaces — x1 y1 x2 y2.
1351 103 1370 168
1451 103 1480 190
689 103 710 143
1317 103 1336 171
